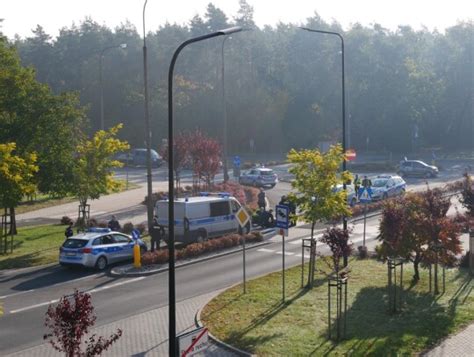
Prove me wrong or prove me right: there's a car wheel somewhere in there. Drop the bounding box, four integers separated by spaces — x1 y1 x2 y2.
95 256 108 271
196 230 207 243
238 222 251 234
270 184 276 188
350 197 357 207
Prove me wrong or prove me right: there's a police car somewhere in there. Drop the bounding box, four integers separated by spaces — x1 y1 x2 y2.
59 228 147 270
370 175 406 201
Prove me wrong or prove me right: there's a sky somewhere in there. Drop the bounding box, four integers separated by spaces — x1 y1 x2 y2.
1 0 472 39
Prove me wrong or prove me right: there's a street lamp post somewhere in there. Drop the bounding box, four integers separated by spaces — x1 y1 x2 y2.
142 0 153 233
221 35 232 182
167 26 242 356
300 27 348 261
99 43 127 130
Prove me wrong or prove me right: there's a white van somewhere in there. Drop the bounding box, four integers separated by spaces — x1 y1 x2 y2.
155 193 251 244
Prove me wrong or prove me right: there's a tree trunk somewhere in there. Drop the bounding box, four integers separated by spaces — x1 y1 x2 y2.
413 253 421 281
9 206 17 235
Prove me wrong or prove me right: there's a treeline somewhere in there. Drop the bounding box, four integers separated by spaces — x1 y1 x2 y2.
6 1 474 154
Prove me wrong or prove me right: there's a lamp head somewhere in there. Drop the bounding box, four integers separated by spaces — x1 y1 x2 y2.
218 26 243 35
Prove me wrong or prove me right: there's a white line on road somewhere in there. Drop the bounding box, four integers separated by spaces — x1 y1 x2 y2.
276 251 295 256
9 277 145 314
0 289 35 300
257 248 276 253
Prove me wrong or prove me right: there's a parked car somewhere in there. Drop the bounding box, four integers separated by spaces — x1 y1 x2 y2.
155 193 250 244
398 160 438 178
59 228 147 270
239 167 278 188
370 175 406 201
116 148 163 168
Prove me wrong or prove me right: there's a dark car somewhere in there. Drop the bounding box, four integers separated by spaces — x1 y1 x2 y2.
116 148 163 168
398 160 438 178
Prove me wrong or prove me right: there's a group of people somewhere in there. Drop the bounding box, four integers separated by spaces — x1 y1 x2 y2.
64 214 164 252
254 188 297 228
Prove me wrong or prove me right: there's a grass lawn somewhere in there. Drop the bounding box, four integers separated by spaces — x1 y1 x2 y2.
0 225 65 270
201 258 474 356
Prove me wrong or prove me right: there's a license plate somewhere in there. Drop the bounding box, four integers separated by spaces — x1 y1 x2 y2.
66 252 76 256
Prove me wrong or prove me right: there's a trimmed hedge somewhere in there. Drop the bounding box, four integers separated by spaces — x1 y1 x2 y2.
141 232 264 266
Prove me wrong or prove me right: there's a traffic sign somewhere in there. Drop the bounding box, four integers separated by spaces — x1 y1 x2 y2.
276 204 290 229
236 207 250 228
358 187 373 203
233 156 241 167
346 149 357 161
131 228 141 240
178 327 209 357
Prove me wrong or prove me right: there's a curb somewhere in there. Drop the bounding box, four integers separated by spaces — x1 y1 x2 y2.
110 231 276 277
195 294 254 357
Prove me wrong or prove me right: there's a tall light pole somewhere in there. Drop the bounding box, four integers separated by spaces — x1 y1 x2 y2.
142 0 153 232
167 26 242 356
221 35 232 182
300 27 348 260
99 43 127 130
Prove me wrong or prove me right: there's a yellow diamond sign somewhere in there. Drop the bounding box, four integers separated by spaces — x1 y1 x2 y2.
236 207 250 228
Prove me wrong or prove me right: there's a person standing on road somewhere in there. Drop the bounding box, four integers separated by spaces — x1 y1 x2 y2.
362 175 372 188
354 174 361 200
258 188 266 211
150 216 164 252
108 215 121 231
65 222 74 239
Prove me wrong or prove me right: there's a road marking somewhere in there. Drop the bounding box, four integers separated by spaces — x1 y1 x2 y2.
257 248 275 253
295 254 310 259
0 289 35 299
276 251 295 256
9 277 145 314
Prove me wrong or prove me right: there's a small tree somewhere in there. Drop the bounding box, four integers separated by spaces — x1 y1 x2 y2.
160 132 190 192
71 124 129 223
288 145 352 284
188 130 222 189
378 189 462 282
44 290 122 356
319 227 353 274
0 143 38 235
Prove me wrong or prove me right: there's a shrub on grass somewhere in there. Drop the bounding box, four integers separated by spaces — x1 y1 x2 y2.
60 216 73 225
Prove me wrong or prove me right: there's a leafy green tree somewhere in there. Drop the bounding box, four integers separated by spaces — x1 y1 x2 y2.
71 125 129 220
287 145 352 237
0 37 85 197
0 143 38 234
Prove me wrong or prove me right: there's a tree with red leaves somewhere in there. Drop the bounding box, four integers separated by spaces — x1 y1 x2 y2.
319 226 353 274
188 130 222 190
378 188 462 282
160 132 190 192
44 290 122 356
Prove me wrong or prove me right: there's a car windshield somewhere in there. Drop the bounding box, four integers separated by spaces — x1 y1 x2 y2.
372 179 388 188
259 170 274 176
63 239 88 248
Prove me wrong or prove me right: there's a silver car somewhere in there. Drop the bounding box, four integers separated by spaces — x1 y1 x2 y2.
59 228 147 270
239 167 278 188
398 160 438 178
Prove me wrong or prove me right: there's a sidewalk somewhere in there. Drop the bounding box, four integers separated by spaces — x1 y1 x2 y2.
7 290 237 357
424 323 474 357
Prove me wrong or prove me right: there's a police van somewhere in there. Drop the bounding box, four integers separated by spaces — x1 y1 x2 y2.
155 193 251 244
